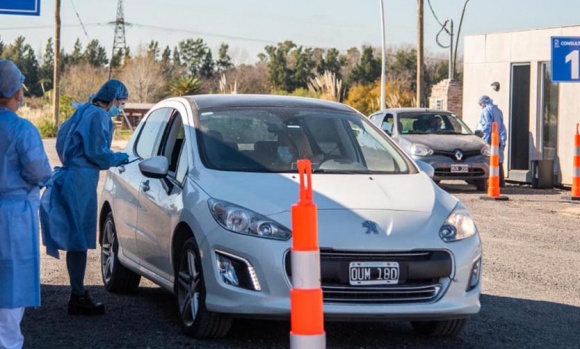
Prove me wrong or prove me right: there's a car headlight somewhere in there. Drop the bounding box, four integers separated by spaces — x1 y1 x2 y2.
439 203 478 242
481 144 491 156
410 143 434 157
208 198 291 240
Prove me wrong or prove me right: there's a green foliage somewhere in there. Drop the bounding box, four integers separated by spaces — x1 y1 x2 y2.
344 83 379 115
316 48 345 80
59 95 76 123
262 40 315 93
178 38 214 78
289 87 320 98
37 118 58 138
168 76 203 96
347 46 381 86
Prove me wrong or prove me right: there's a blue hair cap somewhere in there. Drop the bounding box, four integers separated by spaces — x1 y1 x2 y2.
93 79 129 103
0 60 25 98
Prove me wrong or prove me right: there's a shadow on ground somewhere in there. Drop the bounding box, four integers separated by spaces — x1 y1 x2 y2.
21 285 580 349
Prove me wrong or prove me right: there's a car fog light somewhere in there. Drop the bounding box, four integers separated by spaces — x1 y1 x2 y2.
215 250 262 291
467 257 482 291
217 254 239 286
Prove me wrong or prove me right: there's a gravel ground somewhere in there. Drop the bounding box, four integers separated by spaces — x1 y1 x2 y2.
21 139 580 349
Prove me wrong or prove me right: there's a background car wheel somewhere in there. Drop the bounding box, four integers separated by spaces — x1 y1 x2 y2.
474 179 488 192
175 237 232 339
411 318 467 337
101 212 141 293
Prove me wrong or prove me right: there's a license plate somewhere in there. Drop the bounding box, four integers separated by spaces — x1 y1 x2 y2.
349 261 399 285
450 164 469 173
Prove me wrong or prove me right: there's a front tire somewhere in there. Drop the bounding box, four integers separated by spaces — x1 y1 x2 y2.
101 212 141 293
175 237 232 338
411 318 467 337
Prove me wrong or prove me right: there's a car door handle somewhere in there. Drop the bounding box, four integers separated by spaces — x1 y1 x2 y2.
141 180 150 192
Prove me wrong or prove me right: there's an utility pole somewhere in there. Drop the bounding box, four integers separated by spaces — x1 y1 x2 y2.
109 0 128 78
416 0 424 108
53 0 61 126
379 0 386 110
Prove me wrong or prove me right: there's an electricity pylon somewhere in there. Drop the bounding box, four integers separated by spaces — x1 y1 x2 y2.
108 0 129 78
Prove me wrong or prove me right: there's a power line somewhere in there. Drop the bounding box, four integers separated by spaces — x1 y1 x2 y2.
68 0 89 39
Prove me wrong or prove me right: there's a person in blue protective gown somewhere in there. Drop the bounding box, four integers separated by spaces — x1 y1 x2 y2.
40 79 129 316
476 95 508 187
0 59 52 349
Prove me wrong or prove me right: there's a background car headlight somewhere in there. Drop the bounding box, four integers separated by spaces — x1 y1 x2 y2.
439 203 478 242
208 198 291 240
410 143 434 157
481 144 491 156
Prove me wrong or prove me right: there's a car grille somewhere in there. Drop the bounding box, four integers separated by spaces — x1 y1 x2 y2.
285 250 452 304
433 149 482 160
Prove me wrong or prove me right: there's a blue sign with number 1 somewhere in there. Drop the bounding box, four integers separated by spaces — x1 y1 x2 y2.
0 0 41 16
552 36 580 82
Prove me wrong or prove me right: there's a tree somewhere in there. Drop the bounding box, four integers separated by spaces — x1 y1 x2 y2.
263 41 293 91
168 76 202 96
60 62 108 102
348 45 381 86
388 47 417 91
83 39 108 67
69 38 83 65
147 40 160 60
216 43 233 73
316 48 344 80
262 40 315 93
200 50 215 78
39 38 55 94
121 48 166 103
288 46 315 92
178 38 212 77
1 37 40 96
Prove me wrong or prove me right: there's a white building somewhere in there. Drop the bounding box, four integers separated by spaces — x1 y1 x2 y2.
462 25 580 187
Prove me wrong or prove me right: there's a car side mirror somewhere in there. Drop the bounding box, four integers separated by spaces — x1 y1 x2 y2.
415 160 435 178
474 130 483 138
139 156 169 179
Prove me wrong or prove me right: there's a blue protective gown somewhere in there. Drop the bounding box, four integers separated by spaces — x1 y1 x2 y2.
0 107 52 308
476 101 508 163
40 103 128 258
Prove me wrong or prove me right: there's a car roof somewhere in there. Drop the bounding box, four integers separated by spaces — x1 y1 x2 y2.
374 108 455 114
182 94 355 112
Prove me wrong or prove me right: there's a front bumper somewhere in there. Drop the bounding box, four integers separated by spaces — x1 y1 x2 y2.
200 228 482 321
413 154 489 182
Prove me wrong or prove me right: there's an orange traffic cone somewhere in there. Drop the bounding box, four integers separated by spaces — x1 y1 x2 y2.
290 159 325 349
571 123 580 201
481 122 509 201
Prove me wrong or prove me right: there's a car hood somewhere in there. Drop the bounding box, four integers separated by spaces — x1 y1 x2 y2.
398 134 486 152
196 171 455 216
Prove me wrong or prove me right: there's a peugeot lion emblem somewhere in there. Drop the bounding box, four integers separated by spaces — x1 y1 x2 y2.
454 150 463 161
362 221 379 234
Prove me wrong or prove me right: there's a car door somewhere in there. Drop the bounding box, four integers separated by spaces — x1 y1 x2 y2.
136 102 191 282
110 107 173 262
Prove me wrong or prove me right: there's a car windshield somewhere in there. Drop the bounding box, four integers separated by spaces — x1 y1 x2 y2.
196 107 415 174
399 112 473 135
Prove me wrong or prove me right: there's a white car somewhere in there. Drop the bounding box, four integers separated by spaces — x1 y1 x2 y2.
99 95 482 339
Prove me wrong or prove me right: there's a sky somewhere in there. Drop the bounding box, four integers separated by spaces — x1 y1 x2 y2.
1 0 579 65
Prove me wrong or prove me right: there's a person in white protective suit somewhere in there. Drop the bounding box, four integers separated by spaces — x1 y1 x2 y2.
0 59 52 349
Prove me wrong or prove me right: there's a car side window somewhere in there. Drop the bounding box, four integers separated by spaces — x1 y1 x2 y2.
135 108 172 159
160 111 188 185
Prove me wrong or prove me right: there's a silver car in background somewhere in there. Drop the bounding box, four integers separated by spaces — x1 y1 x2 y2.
369 108 491 191
99 95 482 339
